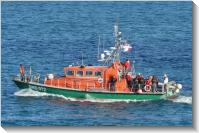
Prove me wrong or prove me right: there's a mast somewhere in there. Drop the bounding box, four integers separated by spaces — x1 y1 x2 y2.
98 23 132 66
114 23 121 61
102 35 104 52
101 23 122 65
96 23 134 73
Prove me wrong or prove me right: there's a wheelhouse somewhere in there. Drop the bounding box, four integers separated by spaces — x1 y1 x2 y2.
64 66 107 78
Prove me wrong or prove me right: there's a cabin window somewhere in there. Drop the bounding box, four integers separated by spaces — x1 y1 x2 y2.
66 70 74 76
95 71 102 77
86 71 93 76
76 71 83 77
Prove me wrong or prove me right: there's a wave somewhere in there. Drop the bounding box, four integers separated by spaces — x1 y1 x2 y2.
14 89 51 97
14 89 148 103
14 89 192 104
171 95 192 104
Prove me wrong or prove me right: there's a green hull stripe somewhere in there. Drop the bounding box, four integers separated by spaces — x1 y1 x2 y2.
13 80 171 100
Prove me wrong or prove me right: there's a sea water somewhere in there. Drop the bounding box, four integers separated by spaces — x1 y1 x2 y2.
1 1 192 126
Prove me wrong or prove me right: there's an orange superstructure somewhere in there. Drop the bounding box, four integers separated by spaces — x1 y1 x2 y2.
44 61 129 92
43 24 135 93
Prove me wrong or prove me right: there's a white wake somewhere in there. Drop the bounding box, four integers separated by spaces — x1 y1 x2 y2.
14 89 147 103
14 89 51 97
171 95 192 104
14 89 192 104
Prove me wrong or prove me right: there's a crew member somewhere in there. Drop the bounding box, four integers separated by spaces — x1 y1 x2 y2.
19 64 25 81
118 69 122 81
136 73 144 90
163 74 168 91
123 59 131 73
110 76 117 92
152 75 158 93
126 73 132 91
132 76 137 92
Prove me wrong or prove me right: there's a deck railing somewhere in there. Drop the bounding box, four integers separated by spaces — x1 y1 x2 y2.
15 74 165 94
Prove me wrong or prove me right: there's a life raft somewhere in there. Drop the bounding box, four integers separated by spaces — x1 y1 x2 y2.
144 80 151 92
98 78 103 83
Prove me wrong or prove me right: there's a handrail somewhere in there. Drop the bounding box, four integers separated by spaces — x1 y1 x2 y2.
64 79 66 87
162 84 164 93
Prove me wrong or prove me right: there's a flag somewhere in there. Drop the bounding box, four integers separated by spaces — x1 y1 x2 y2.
121 43 132 52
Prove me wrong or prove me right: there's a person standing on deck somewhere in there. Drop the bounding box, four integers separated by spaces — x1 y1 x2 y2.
123 59 131 74
19 64 25 81
110 76 117 92
140 74 145 89
126 73 132 91
26 65 32 82
152 75 158 93
163 74 169 91
136 73 144 90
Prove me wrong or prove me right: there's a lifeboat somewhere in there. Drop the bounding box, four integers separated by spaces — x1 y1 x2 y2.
13 24 182 101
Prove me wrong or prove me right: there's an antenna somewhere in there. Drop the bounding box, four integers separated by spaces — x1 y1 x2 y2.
81 52 84 65
114 24 118 38
97 35 101 59
102 35 104 52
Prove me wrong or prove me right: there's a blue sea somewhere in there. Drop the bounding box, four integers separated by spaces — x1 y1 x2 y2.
1 1 192 126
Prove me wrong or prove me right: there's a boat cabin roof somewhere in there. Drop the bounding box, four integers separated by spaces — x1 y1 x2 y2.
64 66 108 72
63 66 108 77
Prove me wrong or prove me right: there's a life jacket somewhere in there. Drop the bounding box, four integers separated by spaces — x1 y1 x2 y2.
145 79 151 86
126 74 132 81
124 61 130 69
136 75 141 80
